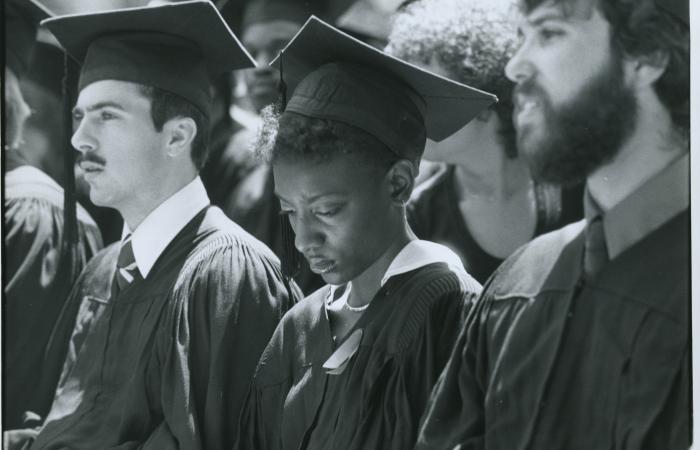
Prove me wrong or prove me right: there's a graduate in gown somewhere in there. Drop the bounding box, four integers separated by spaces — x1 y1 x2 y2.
416 0 690 448
4 3 300 449
3 0 103 429
235 18 495 450
386 0 581 284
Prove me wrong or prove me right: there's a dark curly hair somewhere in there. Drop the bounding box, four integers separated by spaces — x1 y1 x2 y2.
520 0 689 139
386 0 519 157
254 103 401 172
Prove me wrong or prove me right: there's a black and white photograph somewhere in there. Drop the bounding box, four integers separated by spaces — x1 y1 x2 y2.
2 0 694 448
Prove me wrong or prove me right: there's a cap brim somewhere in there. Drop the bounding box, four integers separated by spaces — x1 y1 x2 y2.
42 0 256 74
271 16 497 141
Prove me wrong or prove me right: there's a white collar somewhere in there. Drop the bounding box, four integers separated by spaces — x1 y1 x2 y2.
328 240 465 300
122 176 210 278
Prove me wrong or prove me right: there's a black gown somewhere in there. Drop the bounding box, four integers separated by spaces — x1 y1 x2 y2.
416 211 690 449
236 261 482 450
27 206 300 450
3 151 103 429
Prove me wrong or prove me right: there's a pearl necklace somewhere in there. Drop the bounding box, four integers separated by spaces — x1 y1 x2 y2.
343 299 370 313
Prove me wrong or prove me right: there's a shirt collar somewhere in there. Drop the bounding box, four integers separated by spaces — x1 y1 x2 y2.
122 176 210 278
328 240 466 299
584 153 689 260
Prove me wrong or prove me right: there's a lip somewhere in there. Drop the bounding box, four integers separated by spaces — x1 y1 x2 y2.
306 257 337 274
514 94 541 126
79 162 105 180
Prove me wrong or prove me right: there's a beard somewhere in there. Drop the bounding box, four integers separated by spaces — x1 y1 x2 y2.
515 54 637 186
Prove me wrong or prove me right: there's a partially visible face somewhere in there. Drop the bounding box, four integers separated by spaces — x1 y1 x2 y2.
273 152 396 285
241 20 301 112
71 80 166 209
505 0 636 184
5 68 32 150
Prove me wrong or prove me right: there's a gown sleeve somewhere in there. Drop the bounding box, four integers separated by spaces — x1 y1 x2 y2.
155 237 300 450
4 194 103 427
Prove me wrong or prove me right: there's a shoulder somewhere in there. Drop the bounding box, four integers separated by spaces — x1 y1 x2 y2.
486 219 585 299
277 287 329 331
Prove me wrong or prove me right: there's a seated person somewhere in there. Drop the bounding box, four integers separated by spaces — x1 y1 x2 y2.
387 0 583 283
235 17 494 449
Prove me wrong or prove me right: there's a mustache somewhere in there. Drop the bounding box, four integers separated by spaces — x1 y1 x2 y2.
513 78 547 101
77 152 106 166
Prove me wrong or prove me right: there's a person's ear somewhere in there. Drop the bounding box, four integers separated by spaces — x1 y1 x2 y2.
164 117 197 158
385 159 416 206
626 50 669 89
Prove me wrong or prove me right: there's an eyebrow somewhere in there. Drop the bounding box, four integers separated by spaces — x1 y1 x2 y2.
274 191 348 204
528 10 568 27
72 101 126 115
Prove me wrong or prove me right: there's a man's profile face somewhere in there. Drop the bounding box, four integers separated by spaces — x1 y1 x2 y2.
72 80 166 210
505 1 637 184
241 20 300 113
273 151 396 286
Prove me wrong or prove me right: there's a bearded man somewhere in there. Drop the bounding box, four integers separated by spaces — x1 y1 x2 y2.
415 0 690 448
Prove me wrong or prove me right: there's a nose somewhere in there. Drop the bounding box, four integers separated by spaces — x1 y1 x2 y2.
71 117 97 154
505 42 534 84
292 214 325 254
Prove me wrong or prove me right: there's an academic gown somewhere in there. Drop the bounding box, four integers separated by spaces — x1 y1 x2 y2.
408 164 581 283
28 206 299 450
3 151 103 429
415 211 690 450
236 262 481 450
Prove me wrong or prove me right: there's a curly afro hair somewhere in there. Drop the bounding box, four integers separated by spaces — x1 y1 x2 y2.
386 0 519 157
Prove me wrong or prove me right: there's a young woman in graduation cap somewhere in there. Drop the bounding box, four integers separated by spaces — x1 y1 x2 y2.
235 17 496 450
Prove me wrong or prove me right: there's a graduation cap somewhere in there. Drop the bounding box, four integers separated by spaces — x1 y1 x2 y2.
657 0 688 25
42 0 256 117
271 16 497 164
6 0 53 77
271 17 496 278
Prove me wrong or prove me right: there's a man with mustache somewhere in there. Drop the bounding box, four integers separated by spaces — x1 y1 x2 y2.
5 2 298 449
415 0 690 448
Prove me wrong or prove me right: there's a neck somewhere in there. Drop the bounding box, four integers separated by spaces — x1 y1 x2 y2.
120 173 197 231
587 103 685 211
347 219 415 307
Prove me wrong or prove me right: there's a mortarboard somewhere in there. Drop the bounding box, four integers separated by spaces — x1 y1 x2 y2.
271 16 497 164
6 0 53 77
657 0 689 25
42 0 256 117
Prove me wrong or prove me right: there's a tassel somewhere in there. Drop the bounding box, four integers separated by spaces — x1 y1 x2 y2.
280 213 302 279
278 49 287 110
61 52 79 278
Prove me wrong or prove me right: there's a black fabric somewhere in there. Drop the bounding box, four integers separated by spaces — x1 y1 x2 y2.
3 163 103 429
236 263 481 449
415 210 690 449
26 207 300 450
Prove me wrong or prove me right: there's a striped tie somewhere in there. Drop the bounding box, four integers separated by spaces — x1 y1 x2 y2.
115 234 139 292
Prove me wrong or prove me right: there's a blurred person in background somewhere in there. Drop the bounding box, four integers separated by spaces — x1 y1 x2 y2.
3 0 103 429
386 0 583 284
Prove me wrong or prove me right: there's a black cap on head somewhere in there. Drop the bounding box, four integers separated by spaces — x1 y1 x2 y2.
42 0 256 117
271 16 497 164
6 0 53 77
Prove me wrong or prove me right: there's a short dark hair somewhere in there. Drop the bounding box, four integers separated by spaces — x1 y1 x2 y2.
386 0 519 157
138 85 211 170
255 103 401 171
520 0 690 138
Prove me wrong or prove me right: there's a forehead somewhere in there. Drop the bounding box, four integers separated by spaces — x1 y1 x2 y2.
76 79 150 109
273 152 379 200
520 0 597 23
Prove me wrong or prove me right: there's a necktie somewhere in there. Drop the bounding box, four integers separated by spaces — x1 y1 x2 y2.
583 215 608 278
114 234 139 293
